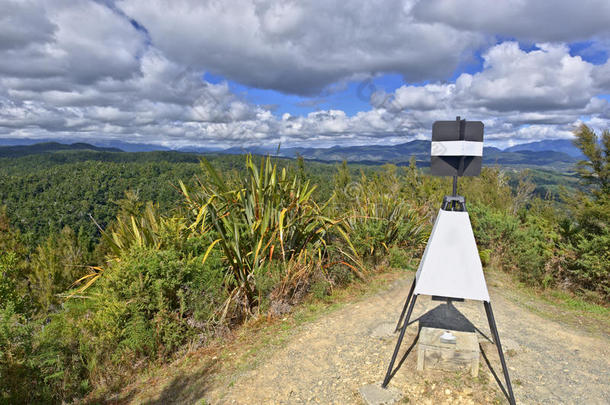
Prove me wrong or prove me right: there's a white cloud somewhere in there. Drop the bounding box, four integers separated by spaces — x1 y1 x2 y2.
464 43 595 111
0 0 609 148
593 61 610 92
116 0 485 95
413 0 610 42
375 42 610 144
0 0 145 82
0 0 56 51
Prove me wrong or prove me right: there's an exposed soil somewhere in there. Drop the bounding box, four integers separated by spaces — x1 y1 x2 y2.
128 272 610 405
203 274 609 405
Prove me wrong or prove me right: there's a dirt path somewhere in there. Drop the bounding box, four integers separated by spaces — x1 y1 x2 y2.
202 274 610 405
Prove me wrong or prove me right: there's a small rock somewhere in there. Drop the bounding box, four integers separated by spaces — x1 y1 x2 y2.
359 383 404 405
445 389 452 395
371 322 397 339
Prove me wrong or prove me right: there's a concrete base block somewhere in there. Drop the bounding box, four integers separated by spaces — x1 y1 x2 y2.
417 327 480 377
359 383 404 405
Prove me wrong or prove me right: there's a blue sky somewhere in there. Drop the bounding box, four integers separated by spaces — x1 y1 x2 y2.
230 41 609 119
1 0 609 148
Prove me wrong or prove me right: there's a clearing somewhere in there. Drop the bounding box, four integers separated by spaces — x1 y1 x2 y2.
117 270 610 405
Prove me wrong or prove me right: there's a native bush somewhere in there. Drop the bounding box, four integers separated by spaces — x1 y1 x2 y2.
388 245 412 269
29 246 227 403
1 146 608 403
27 226 88 314
181 155 359 318
334 165 429 264
562 191 610 298
469 203 559 285
0 304 43 404
560 125 610 299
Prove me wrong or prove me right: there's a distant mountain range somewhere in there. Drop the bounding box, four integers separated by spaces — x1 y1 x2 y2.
0 138 584 170
0 142 121 158
274 140 579 169
504 139 584 158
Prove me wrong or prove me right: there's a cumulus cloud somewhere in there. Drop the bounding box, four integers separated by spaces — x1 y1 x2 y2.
0 1 56 51
378 42 610 144
0 0 610 148
412 0 610 42
116 0 486 95
387 43 601 113
0 0 145 82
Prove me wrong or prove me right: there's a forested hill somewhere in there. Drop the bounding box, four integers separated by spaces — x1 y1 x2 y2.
0 142 121 157
0 150 336 248
0 146 579 252
0 140 578 171
504 139 584 158
280 140 577 170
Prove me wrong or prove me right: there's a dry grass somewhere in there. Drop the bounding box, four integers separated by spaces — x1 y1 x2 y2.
485 266 610 336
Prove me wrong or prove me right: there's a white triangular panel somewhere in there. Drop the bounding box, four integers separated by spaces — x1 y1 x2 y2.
414 209 490 301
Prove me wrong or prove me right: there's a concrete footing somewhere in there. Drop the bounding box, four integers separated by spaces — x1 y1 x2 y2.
358 383 404 405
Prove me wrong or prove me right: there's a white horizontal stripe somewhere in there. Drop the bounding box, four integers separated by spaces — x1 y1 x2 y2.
431 141 483 156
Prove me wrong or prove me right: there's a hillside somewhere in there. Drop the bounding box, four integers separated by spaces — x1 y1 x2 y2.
0 146 579 249
280 140 432 161
0 142 121 158
279 140 578 171
504 139 584 158
0 140 580 171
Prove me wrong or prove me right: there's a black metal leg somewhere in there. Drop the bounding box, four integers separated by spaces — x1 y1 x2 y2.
484 301 516 405
382 294 418 388
395 278 416 332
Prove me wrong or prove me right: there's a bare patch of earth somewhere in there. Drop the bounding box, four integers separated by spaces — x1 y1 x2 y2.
127 272 610 405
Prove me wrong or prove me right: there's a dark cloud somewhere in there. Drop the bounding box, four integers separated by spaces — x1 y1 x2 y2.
117 0 486 95
412 0 610 43
0 1 56 51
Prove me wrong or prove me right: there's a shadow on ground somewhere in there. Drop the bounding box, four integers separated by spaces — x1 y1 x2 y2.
415 301 493 342
404 300 510 402
110 356 219 405
144 358 219 405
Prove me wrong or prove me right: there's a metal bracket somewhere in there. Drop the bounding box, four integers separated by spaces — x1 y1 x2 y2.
441 195 466 211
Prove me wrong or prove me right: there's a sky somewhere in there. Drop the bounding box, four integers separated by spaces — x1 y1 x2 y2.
1 0 610 149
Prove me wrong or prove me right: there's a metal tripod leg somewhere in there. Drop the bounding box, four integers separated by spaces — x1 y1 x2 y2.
395 278 416 332
382 294 418 388
484 301 516 405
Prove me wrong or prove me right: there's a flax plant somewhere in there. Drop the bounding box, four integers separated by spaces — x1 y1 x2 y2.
181 155 359 316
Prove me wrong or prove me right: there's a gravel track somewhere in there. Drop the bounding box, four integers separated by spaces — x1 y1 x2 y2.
204 274 610 405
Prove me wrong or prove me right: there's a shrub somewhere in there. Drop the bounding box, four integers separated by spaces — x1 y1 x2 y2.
181 155 358 317
28 226 87 314
563 193 610 298
388 245 412 269
337 166 429 263
29 246 226 402
470 204 558 286
559 125 610 299
0 305 43 404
